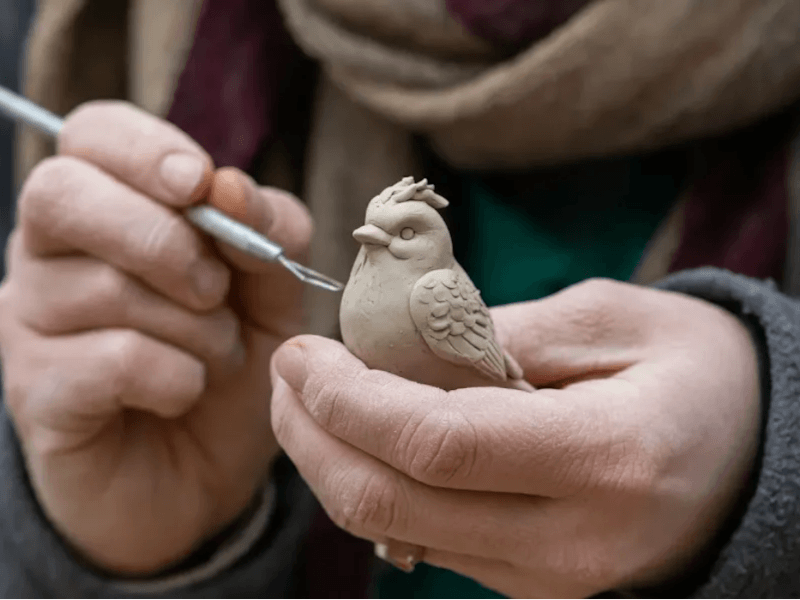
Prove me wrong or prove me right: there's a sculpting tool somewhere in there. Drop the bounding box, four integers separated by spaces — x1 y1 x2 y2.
0 85 343 293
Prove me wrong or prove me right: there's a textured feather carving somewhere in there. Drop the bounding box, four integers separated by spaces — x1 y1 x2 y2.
410 269 507 382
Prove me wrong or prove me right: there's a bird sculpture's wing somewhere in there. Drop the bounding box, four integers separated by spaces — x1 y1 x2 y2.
410 269 509 382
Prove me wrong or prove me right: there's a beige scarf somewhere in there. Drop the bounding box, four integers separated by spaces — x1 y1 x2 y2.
290 0 800 335
280 0 800 168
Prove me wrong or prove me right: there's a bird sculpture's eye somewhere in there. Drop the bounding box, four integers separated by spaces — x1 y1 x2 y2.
400 227 415 240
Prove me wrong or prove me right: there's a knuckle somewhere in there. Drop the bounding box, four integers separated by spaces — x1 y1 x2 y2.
92 263 134 310
206 309 241 358
560 278 624 345
172 361 206 412
85 265 138 326
32 264 130 334
28 305 69 336
17 157 80 227
65 99 134 124
569 278 622 310
406 407 479 485
103 331 146 394
333 471 404 535
4 378 43 442
303 375 350 432
1 354 65 439
3 229 23 271
2 367 28 418
65 101 207 192
63 101 148 146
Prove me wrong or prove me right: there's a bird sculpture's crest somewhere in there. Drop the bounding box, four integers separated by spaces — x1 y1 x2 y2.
372 176 449 210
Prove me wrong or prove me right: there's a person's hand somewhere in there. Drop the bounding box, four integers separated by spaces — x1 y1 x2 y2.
270 278 761 598
0 101 312 574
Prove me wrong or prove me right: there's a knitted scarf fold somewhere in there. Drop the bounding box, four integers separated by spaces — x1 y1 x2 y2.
277 0 800 169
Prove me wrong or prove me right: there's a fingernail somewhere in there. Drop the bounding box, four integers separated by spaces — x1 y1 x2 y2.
273 343 308 392
160 153 205 199
190 260 229 301
375 543 389 560
374 541 424 573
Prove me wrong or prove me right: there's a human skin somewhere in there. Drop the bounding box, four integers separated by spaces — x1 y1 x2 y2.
0 101 312 574
271 278 761 598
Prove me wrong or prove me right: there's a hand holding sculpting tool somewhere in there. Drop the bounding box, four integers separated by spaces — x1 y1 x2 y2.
0 85 343 293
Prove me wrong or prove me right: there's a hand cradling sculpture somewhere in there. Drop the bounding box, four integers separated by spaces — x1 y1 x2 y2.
340 177 532 392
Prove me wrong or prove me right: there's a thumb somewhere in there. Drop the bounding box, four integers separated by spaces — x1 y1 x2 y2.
491 279 647 386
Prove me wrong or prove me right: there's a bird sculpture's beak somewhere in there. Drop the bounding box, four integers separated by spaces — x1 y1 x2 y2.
353 224 392 246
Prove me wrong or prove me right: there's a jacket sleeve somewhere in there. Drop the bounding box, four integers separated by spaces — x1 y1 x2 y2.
0 408 317 598
651 267 800 598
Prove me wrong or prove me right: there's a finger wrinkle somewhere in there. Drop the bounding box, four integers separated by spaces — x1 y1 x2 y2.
309 361 370 432
392 409 425 473
408 409 479 487
306 376 348 432
340 469 405 536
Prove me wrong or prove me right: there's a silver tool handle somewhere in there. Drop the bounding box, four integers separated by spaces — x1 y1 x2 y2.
185 205 283 261
0 86 62 137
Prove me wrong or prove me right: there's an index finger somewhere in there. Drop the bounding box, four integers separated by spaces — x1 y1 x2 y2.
272 335 639 498
59 101 214 207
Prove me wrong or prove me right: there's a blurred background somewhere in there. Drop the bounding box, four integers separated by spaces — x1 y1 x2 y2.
1 0 35 280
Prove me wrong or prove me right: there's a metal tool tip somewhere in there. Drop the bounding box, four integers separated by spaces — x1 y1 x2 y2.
278 256 344 292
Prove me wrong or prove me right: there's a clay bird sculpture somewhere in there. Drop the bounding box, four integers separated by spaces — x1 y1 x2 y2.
339 177 532 392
